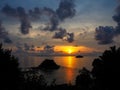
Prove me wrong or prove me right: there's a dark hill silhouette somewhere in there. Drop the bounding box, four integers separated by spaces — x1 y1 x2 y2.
38 59 60 70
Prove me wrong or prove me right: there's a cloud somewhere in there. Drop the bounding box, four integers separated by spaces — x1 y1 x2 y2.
20 17 32 34
43 7 55 16
112 2 120 35
24 43 34 51
1 1 76 43
1 4 17 17
29 7 42 19
44 45 54 51
42 45 55 53
42 15 59 31
41 0 76 42
95 2 120 45
29 7 55 19
42 0 76 31
53 28 67 39
24 43 30 50
95 26 115 44
53 28 74 43
56 0 76 21
16 6 32 34
15 42 35 51
3 37 12 43
29 6 58 31
16 42 23 50
65 32 74 43
0 20 12 43
1 5 32 34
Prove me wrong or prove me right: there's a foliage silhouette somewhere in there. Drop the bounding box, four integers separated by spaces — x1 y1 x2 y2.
75 67 92 90
0 43 21 89
91 46 120 90
20 72 47 90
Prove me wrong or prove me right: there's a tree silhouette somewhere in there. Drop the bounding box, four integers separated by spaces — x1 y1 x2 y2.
22 73 47 90
0 43 21 89
75 67 92 90
91 46 120 90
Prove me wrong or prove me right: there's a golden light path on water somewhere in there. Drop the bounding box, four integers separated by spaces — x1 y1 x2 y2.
54 56 87 69
53 56 94 84
17 53 96 84
65 56 75 83
67 56 73 67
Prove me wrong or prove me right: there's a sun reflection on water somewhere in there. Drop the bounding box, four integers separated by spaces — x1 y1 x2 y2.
68 56 73 68
62 56 78 84
18 55 95 84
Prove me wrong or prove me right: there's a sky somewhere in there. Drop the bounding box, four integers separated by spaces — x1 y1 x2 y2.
0 0 120 55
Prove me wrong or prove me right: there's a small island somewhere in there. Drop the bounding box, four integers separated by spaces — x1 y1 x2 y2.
37 59 60 70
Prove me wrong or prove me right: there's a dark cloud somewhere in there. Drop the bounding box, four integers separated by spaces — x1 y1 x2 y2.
20 17 32 34
53 28 74 43
29 7 58 31
112 2 120 35
16 42 34 51
29 7 42 19
95 2 120 45
16 42 23 50
29 7 55 19
43 7 55 16
49 15 59 31
95 26 115 44
42 0 76 43
44 45 54 50
3 37 12 43
0 20 12 43
42 0 76 31
56 0 76 21
16 7 32 34
24 43 29 50
53 28 67 39
24 43 34 51
43 45 54 53
1 2 76 42
1 5 32 34
43 15 59 31
16 7 26 17
65 32 74 43
1 4 17 17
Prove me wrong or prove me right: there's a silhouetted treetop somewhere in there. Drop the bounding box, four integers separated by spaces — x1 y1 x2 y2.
91 45 120 90
75 67 92 90
0 43 20 89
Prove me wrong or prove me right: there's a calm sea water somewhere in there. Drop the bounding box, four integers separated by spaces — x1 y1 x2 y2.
17 54 96 85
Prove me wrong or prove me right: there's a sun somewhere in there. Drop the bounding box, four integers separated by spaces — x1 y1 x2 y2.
68 49 72 54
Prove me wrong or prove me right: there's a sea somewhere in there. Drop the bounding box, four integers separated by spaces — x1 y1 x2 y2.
15 53 98 85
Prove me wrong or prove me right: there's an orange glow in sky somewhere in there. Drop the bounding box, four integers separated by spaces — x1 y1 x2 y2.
33 45 95 54
54 45 94 54
54 46 77 54
34 47 43 51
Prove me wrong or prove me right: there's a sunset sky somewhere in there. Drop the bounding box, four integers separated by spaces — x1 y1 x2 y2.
0 0 120 55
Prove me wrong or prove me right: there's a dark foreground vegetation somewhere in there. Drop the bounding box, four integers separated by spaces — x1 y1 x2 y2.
0 43 120 90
